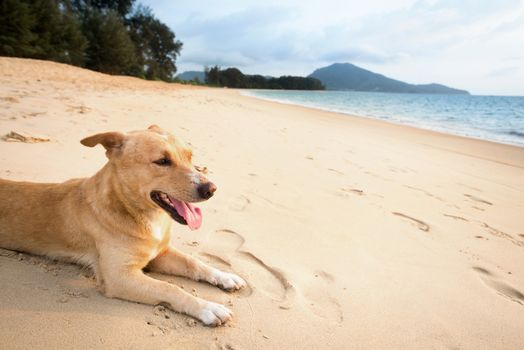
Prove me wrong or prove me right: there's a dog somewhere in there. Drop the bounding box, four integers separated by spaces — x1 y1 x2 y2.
0 125 246 326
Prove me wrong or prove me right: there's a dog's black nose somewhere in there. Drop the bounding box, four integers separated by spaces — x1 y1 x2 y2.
198 182 217 199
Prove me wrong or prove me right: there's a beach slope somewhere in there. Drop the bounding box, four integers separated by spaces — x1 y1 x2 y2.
1 58 523 349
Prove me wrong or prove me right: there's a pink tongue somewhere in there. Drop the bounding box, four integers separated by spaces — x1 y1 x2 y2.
169 198 202 230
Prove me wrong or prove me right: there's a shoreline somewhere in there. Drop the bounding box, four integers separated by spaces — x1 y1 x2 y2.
241 89 524 149
237 89 524 169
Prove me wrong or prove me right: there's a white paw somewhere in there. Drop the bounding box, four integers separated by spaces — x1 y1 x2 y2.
211 269 247 291
199 301 233 326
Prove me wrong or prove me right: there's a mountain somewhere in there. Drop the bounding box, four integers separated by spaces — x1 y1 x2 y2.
176 71 205 82
308 63 469 94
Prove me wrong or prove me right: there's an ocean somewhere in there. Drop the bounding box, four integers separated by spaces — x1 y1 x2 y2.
243 90 524 147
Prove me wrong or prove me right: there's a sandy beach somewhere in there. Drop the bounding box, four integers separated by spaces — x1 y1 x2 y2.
0 57 523 349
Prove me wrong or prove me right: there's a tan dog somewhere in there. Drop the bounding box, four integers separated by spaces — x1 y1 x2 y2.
0 125 246 326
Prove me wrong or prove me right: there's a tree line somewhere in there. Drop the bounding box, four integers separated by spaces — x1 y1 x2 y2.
0 0 182 81
204 66 325 90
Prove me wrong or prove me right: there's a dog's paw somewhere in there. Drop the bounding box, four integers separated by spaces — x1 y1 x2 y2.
199 301 233 326
210 269 247 291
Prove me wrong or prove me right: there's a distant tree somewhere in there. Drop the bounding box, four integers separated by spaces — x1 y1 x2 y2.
0 0 35 57
71 0 135 18
30 0 87 65
219 67 246 88
205 65 221 86
204 66 324 90
0 0 182 81
273 76 324 90
128 6 182 81
81 8 137 74
30 0 64 59
246 75 268 89
59 8 88 65
0 0 87 65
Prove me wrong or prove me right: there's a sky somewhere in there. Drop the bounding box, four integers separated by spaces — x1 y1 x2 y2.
142 0 524 95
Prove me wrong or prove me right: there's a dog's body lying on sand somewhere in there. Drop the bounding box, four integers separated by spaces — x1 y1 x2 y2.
0 125 246 326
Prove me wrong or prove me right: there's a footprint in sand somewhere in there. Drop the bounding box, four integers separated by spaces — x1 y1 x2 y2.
443 214 469 222
404 185 444 202
475 235 489 240
228 195 250 211
144 304 179 336
200 229 294 308
392 212 430 232
328 168 344 175
303 271 344 324
480 223 523 248
458 183 482 192
341 187 364 196
464 194 493 206
388 166 409 174
473 267 524 306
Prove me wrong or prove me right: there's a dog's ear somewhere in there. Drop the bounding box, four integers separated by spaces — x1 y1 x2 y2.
80 132 126 157
148 124 166 134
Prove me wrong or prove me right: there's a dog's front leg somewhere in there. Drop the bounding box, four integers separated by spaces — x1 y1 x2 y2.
99 250 232 326
148 248 246 291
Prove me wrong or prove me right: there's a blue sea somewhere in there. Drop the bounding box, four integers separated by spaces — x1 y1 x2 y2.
243 90 524 147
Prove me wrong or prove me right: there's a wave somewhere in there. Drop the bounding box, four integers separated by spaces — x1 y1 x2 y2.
245 90 524 147
505 130 524 139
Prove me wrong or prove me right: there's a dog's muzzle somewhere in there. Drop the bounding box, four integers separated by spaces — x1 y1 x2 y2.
198 182 217 200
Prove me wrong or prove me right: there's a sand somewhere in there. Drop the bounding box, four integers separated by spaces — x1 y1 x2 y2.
0 57 523 349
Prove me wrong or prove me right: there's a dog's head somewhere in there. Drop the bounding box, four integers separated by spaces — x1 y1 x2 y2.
80 125 215 230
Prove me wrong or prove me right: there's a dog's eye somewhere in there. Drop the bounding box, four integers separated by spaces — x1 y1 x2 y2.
153 157 172 166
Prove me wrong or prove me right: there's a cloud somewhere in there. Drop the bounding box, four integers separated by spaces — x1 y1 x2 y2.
173 6 298 67
486 66 521 78
319 47 401 65
172 0 468 70
175 5 410 71
143 0 524 94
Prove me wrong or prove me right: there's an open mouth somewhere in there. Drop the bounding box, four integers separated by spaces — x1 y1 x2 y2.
150 191 202 230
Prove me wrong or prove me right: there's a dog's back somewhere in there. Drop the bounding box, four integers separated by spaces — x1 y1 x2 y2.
0 178 94 259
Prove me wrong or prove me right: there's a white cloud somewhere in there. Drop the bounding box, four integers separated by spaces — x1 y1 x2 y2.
143 0 524 95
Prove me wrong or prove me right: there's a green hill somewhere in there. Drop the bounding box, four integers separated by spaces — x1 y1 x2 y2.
176 71 206 82
308 63 469 94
